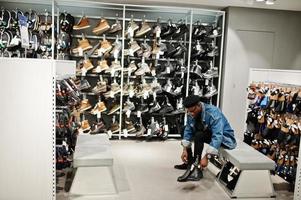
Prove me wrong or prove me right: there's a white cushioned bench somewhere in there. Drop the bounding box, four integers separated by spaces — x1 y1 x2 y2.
217 140 276 199
69 134 117 199
73 134 113 167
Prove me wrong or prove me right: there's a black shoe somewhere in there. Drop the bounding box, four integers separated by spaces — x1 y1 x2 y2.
174 163 188 170
177 165 203 182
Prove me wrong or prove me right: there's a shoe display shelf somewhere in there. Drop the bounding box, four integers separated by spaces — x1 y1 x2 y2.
4 0 224 140
0 0 56 59
244 68 301 195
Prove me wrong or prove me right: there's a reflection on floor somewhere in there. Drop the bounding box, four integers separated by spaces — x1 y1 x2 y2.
56 139 294 200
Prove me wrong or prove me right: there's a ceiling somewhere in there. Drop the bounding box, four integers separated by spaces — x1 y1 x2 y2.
88 0 301 11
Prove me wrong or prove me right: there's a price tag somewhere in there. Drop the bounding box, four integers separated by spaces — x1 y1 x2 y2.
143 91 149 99
113 50 119 59
128 68 132 75
81 68 87 76
107 130 112 138
166 67 171 74
205 79 209 85
164 124 169 132
137 111 141 118
123 129 128 138
181 72 184 79
166 85 172 93
128 27 134 38
19 15 30 48
156 27 161 38
156 53 160 59
196 44 201 51
153 92 157 99
147 129 152 136
155 123 160 130
159 50 164 55
126 110 131 118
111 69 115 77
110 92 115 98
98 49 103 57
97 112 101 119
129 90 135 98
78 47 83 56
151 69 156 76
129 48 134 56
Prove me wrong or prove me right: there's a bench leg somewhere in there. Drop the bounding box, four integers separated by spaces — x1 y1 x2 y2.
232 170 276 198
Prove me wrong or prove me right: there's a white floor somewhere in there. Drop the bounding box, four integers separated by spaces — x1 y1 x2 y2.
58 139 294 200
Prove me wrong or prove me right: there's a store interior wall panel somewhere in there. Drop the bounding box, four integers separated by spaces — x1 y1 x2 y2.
0 58 54 200
221 7 301 140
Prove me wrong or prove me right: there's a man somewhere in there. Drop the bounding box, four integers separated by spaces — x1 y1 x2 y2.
175 95 237 182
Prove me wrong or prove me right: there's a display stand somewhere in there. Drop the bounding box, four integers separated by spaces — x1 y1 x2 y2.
0 58 75 200
248 68 301 200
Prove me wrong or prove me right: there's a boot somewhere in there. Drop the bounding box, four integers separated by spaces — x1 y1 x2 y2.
174 148 193 170
177 155 203 182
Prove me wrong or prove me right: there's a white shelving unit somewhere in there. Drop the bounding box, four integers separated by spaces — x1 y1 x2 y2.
0 58 75 200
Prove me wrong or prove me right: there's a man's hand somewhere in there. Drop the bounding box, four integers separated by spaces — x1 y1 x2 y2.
200 156 209 168
181 149 188 163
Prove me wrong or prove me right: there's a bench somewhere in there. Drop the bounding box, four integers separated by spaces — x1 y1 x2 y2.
69 134 117 199
217 140 276 199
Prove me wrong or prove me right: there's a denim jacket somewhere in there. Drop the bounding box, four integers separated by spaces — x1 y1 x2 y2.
182 103 237 155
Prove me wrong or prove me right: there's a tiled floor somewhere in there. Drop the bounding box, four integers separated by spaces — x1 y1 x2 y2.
57 139 294 200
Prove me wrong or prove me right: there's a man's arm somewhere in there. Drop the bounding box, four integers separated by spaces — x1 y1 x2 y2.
206 116 224 155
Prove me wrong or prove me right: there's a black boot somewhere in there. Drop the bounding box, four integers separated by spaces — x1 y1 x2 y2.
177 155 203 182
174 148 193 170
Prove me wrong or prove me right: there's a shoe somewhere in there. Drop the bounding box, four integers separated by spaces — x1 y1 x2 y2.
158 103 174 114
124 61 137 75
129 40 141 55
134 125 146 137
79 99 92 112
108 104 120 115
161 21 176 39
106 60 122 73
92 81 107 94
90 121 106 134
172 24 189 39
93 59 109 73
135 62 150 76
174 163 188 170
123 101 135 112
171 44 187 58
79 79 91 91
109 20 122 33
137 104 149 113
204 84 217 98
73 16 90 30
111 40 122 58
82 59 94 71
92 18 110 35
177 165 203 182
72 38 93 54
125 20 139 37
90 102 107 115
135 21 151 37
96 39 112 56
149 102 161 113
110 122 120 133
125 119 136 133
80 120 91 131
203 67 218 79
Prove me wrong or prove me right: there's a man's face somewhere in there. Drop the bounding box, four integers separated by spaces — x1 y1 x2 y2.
187 104 201 118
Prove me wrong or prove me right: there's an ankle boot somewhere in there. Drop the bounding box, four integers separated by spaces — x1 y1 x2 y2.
177 155 203 182
174 148 193 170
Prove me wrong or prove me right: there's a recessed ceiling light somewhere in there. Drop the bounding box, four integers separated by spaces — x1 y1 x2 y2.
255 0 265 2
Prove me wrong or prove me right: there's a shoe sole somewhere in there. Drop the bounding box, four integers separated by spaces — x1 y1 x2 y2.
73 25 91 30
93 26 110 34
72 45 93 54
80 106 92 112
108 107 120 115
111 128 120 133
84 65 94 71
135 28 151 37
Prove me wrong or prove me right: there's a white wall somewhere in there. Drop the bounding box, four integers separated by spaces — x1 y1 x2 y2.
221 7 301 140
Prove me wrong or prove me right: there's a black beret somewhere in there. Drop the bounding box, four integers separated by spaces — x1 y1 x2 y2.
183 95 201 108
